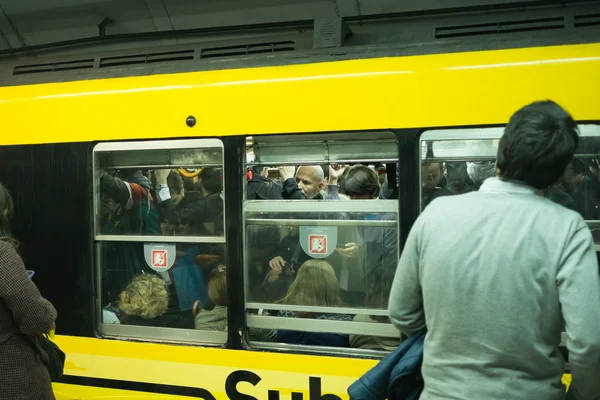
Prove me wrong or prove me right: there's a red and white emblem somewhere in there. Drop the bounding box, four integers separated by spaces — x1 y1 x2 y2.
151 249 168 269
308 234 327 254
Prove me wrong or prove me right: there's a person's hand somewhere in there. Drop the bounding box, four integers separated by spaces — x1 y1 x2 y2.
279 166 296 181
336 242 358 258
192 300 203 318
269 256 286 271
267 269 282 283
154 169 171 185
329 164 346 184
267 256 285 282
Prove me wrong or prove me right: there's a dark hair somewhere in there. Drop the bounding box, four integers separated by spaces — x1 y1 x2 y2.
497 100 579 189
201 168 222 194
366 269 392 323
167 171 184 195
251 165 265 175
339 165 381 198
0 182 18 248
151 170 184 195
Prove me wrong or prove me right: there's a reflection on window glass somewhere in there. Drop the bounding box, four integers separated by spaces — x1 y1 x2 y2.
245 132 402 351
421 131 600 245
100 241 227 331
95 145 224 237
95 140 228 340
246 213 398 308
246 163 400 201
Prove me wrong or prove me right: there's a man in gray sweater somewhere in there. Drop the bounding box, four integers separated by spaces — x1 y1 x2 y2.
389 100 600 400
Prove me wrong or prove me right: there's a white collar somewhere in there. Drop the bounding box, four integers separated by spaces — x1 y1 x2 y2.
479 177 543 196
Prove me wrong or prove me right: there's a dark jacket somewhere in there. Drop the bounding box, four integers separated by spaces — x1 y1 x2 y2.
281 178 324 200
348 329 426 400
247 175 283 200
0 239 57 400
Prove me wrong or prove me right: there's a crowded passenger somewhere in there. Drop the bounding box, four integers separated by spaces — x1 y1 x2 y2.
194 264 228 331
262 165 330 301
349 270 401 351
567 159 600 220
247 165 284 200
378 164 399 200
470 162 496 190
389 100 600 399
152 169 185 235
431 161 473 199
337 165 398 303
118 274 194 329
280 165 326 200
421 162 446 208
100 168 161 236
153 167 224 236
99 169 162 303
245 165 284 300
275 260 351 347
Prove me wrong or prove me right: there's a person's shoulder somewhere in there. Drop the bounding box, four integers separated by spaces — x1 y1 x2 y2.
534 194 583 219
423 192 473 214
0 239 18 259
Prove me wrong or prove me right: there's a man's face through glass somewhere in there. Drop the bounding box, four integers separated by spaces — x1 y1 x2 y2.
446 164 470 193
422 163 443 190
296 166 324 199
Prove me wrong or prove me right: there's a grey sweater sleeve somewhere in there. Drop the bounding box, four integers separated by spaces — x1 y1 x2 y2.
557 219 600 400
388 216 426 336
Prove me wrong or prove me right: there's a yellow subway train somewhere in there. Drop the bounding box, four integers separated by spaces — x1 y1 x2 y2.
1 40 598 399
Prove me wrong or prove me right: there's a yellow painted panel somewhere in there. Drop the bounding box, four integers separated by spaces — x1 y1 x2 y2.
53 383 200 400
53 335 571 399
55 335 373 399
0 43 599 146
55 336 374 376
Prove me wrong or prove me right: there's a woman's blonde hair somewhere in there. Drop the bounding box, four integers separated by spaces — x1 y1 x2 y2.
119 274 169 319
283 260 341 311
208 264 227 306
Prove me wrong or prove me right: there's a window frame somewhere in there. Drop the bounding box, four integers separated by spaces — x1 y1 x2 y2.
419 123 600 223
242 131 403 353
93 138 226 243
93 138 228 346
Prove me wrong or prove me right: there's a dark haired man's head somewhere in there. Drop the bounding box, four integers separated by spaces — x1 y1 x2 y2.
339 165 380 199
251 165 266 176
496 100 579 189
421 162 444 190
167 171 185 206
201 168 223 195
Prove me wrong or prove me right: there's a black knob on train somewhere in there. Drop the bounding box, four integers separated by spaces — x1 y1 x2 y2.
186 116 196 127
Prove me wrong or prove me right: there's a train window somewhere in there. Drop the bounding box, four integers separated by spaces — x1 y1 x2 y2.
244 132 402 355
420 124 600 248
94 139 224 239
93 140 226 344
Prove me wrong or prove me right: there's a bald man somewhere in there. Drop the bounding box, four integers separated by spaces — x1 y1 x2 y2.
279 165 326 200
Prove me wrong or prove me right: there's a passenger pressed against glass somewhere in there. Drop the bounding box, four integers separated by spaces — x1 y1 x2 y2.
98 160 226 331
420 134 600 227
245 161 400 349
391 101 600 399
